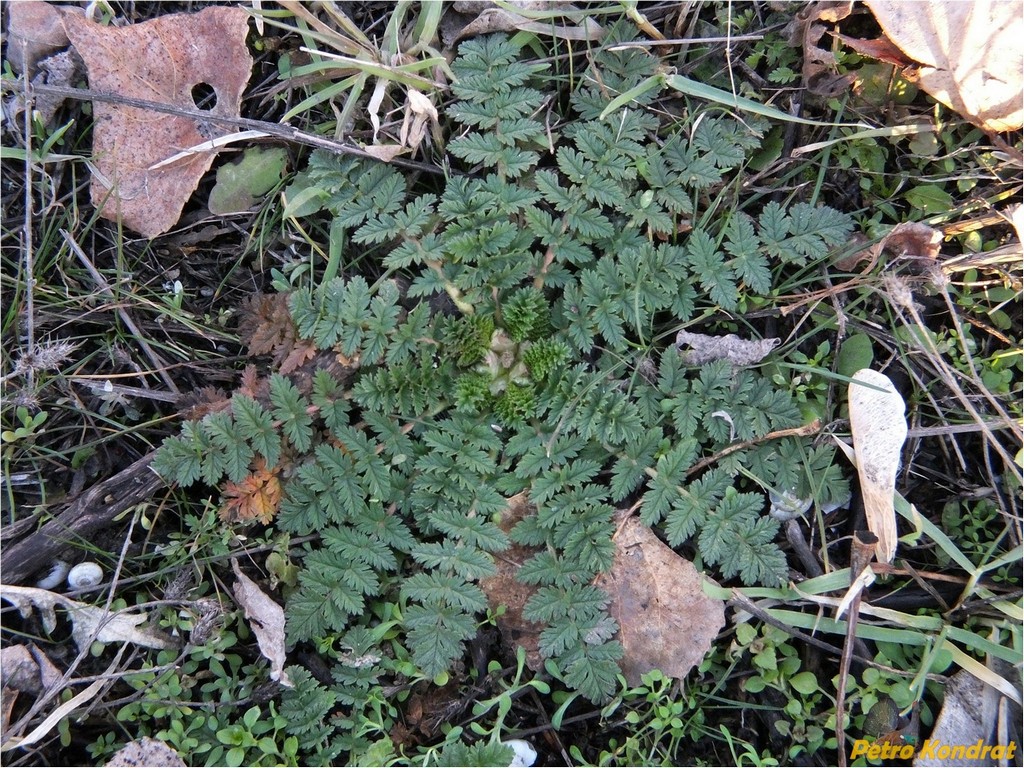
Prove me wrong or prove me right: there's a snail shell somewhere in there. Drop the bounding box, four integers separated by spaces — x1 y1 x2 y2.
67 562 104 590
36 560 70 590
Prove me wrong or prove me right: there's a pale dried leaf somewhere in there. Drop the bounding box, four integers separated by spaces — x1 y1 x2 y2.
595 516 724 686
676 331 780 367
1 678 103 751
361 144 408 163
0 585 175 653
1010 204 1023 246
913 667 1020 767
400 89 439 152
106 737 186 768
864 1 1023 132
0 645 62 696
231 560 293 687
847 369 907 564
63 7 253 237
451 1 603 43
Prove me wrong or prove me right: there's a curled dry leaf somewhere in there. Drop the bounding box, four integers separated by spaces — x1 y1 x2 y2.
449 1 603 45
63 7 253 237
847 369 907 564
783 1 855 97
400 89 439 155
0 585 176 653
595 515 724 686
863 1 1023 132
676 330 780 367
0 645 62 696
231 560 293 687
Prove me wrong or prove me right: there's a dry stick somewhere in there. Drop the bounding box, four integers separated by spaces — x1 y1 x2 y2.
4 80 444 176
683 418 823 479
60 229 179 394
835 531 878 768
0 451 163 585
20 43 36 394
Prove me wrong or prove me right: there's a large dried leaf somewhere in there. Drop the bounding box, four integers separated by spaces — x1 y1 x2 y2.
231 560 292 687
0 585 175 653
863 1 1023 132
63 7 253 237
835 221 942 271
595 516 724 686
846 369 907 564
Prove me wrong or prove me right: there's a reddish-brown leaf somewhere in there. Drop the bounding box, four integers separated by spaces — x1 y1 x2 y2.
220 459 282 525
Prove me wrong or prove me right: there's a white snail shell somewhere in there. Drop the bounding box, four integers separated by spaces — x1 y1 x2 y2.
36 560 70 590
503 740 537 768
67 562 104 590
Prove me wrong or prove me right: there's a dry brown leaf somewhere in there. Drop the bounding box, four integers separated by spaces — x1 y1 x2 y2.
0 645 62 697
676 330 780 367
231 560 292 687
6 1 73 76
238 293 316 375
595 516 724 686
237 364 265 400
833 31 912 68
220 459 282 525
834 222 941 271
106 738 186 768
783 2 855 97
864 1 1023 132
479 492 545 671
847 369 907 564
0 688 17 747
63 7 253 237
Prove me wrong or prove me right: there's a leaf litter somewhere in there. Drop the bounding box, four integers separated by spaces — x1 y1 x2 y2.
595 515 724 686
62 5 253 237
231 559 293 687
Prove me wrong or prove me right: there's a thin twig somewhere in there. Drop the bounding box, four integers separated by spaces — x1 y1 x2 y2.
3 79 444 176
683 418 823 478
60 229 179 394
20 43 36 394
